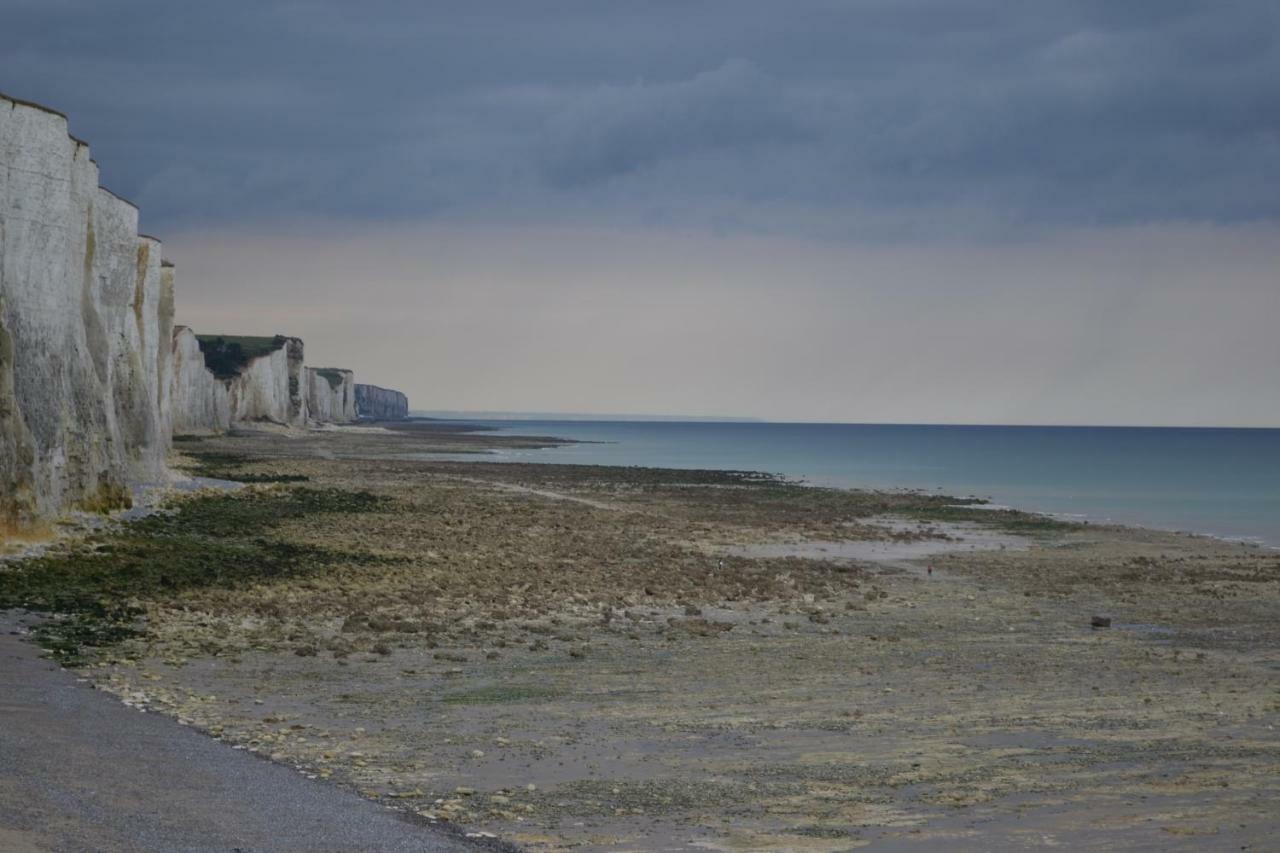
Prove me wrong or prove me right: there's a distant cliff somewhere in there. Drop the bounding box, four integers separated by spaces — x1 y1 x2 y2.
2 93 173 528
355 384 409 420
306 367 356 424
206 335 308 427
171 336 379 432
170 327 231 434
2 92 414 530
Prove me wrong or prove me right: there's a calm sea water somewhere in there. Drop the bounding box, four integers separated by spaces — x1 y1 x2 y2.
451 420 1280 547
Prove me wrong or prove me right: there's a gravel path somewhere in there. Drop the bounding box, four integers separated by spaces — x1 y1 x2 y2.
0 612 487 853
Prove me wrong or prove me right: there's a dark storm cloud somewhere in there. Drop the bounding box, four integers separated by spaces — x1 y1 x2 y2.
537 60 807 188
3 0 1277 236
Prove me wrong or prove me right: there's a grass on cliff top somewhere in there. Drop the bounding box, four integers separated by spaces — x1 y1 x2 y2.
313 368 348 390
0 487 391 665
195 334 287 380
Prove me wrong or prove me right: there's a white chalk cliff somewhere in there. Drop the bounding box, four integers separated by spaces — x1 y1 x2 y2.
1 94 173 526
355 384 409 420
226 336 307 427
173 336 355 430
1 93 411 530
306 368 357 424
170 327 232 434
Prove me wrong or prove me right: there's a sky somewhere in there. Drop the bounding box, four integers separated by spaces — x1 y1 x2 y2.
3 0 1278 425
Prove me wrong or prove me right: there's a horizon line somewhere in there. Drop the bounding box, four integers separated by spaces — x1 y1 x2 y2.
412 410 1280 430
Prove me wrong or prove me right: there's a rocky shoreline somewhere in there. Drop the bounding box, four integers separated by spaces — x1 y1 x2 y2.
3 422 1276 850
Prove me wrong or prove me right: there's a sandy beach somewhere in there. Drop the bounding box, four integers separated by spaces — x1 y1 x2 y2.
3 421 1277 851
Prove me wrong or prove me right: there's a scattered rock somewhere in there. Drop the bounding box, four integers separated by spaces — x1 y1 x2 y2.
433 651 468 662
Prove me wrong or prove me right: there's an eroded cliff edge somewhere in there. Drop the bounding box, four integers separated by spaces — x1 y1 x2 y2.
306 368 357 424
1 94 172 528
174 338 360 431
170 327 232 434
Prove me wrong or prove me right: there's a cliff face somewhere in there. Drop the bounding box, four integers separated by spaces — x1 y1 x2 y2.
225 337 306 426
170 327 231 434
2 93 408 528
355 384 409 420
1 94 172 528
172 335 369 432
306 368 356 424
170 334 309 430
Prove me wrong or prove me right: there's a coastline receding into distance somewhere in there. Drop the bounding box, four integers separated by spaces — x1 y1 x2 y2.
0 92 411 533
166 221 1280 430
4 2 1280 848
442 418 1280 549
4 420 1271 850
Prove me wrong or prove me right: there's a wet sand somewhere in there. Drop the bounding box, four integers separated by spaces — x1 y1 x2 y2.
12 422 1279 850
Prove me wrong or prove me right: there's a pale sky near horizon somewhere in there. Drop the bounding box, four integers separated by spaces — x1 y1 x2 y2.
4 1 1278 426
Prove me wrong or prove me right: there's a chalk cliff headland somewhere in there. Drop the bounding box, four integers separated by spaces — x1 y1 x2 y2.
1 93 408 530
306 367 357 424
354 384 409 420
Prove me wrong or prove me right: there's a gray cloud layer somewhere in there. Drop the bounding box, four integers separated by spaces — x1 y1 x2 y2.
4 1 1278 238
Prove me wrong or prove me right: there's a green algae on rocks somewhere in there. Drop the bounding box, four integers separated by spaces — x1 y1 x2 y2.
178 448 311 484
0 487 391 665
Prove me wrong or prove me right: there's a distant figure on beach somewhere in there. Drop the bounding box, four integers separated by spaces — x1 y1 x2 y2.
717 558 725 571
927 564 933 576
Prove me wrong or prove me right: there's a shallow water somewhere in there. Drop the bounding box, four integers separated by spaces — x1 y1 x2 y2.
449 420 1280 547
122 476 244 520
726 519 1028 566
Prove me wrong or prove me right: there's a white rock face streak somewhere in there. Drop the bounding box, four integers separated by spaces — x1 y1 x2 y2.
170 334 310 430
228 337 307 426
305 367 356 424
170 327 232 434
171 335 371 431
1 94 173 528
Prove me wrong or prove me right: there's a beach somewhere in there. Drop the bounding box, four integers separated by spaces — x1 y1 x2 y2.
4 422 1278 850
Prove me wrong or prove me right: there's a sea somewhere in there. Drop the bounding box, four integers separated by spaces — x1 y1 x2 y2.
445 420 1280 548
